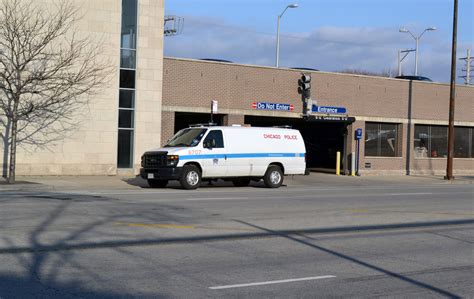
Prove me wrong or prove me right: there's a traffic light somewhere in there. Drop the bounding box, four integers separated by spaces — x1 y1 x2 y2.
298 73 311 98
299 73 312 115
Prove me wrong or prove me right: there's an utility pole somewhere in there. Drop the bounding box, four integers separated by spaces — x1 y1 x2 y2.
164 15 184 37
446 0 458 180
398 49 415 76
459 49 472 85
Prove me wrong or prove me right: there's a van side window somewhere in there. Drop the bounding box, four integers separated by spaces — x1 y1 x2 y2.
203 130 224 148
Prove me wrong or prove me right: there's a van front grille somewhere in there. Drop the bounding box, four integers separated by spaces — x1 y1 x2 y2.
142 152 167 168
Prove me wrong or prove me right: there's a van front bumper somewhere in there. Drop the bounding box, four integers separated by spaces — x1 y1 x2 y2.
140 167 183 180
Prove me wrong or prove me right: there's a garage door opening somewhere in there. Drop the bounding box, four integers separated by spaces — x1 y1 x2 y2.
174 112 225 133
244 115 347 172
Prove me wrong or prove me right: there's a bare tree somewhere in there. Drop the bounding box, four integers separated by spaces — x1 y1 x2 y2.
0 0 112 183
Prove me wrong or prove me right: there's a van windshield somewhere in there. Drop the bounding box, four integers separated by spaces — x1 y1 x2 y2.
164 128 208 147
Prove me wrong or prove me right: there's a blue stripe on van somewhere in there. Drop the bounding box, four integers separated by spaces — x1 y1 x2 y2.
179 153 305 160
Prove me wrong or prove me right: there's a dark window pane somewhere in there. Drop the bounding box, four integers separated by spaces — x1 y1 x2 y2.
120 69 135 89
365 123 379 156
430 126 447 158
118 130 133 168
204 130 224 148
119 109 134 128
120 49 136 69
454 127 470 158
414 125 429 158
379 124 397 156
471 129 474 158
119 89 135 108
121 0 137 49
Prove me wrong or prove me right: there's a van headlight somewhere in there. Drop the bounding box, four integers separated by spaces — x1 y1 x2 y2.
167 155 179 166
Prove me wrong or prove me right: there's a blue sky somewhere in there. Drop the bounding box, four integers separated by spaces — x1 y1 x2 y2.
164 0 474 83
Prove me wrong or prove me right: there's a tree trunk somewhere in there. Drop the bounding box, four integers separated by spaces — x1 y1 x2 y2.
8 113 18 184
2 118 11 178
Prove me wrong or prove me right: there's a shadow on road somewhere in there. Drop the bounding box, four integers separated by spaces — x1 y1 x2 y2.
122 175 282 189
1 193 471 297
234 220 464 299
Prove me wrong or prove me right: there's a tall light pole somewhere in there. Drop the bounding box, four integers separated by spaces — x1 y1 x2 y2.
276 3 298 68
399 26 436 76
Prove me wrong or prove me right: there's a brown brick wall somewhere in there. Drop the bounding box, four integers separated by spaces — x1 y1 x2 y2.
224 114 245 126
162 58 474 175
161 111 175 146
163 57 473 123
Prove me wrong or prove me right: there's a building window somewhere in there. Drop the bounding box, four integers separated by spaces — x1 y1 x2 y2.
365 122 399 157
117 0 138 168
414 125 447 158
416 125 446 158
454 127 473 158
414 125 473 158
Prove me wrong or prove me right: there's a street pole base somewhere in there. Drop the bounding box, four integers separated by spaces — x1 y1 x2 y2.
444 175 455 180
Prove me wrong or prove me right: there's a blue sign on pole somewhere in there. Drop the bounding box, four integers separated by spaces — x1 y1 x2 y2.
355 128 363 140
312 105 347 114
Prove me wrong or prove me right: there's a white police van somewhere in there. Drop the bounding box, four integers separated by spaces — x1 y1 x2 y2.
140 125 307 189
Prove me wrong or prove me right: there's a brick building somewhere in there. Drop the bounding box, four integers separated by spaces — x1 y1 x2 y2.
161 57 474 175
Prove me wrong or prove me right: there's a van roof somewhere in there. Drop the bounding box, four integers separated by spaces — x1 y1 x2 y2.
187 125 297 131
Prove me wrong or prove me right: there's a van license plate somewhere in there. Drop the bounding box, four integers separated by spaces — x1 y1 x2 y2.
147 173 154 179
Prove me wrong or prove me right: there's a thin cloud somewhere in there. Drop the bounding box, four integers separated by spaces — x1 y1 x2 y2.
164 16 472 83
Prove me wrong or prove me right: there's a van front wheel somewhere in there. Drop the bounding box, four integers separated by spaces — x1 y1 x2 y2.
180 165 201 190
263 165 283 188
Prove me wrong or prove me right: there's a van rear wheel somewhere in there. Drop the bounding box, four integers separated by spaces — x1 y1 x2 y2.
180 165 201 190
263 165 283 188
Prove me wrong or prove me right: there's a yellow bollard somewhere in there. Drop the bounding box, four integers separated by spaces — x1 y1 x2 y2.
336 151 340 176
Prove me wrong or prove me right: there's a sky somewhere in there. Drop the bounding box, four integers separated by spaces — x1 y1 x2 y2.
164 0 474 83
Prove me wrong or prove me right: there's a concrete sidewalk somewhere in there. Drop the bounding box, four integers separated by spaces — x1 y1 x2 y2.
0 172 472 192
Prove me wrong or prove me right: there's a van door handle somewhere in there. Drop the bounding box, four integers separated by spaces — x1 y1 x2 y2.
225 154 227 160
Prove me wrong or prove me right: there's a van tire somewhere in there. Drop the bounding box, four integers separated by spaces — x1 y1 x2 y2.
180 165 201 190
148 179 168 188
232 178 251 187
263 165 283 188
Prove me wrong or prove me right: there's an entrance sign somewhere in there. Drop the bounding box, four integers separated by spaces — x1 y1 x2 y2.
312 105 347 115
252 102 294 112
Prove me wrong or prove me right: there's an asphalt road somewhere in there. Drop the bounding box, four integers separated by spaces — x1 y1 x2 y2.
0 180 472 298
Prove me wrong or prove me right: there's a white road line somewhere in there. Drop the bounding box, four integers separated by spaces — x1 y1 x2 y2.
388 192 434 196
186 197 249 201
209 275 336 290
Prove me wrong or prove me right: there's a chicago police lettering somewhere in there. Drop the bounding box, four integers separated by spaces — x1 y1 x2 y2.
263 134 297 140
264 134 281 139
252 102 294 112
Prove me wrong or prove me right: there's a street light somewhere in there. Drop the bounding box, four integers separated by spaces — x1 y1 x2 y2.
399 26 436 76
276 3 298 68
